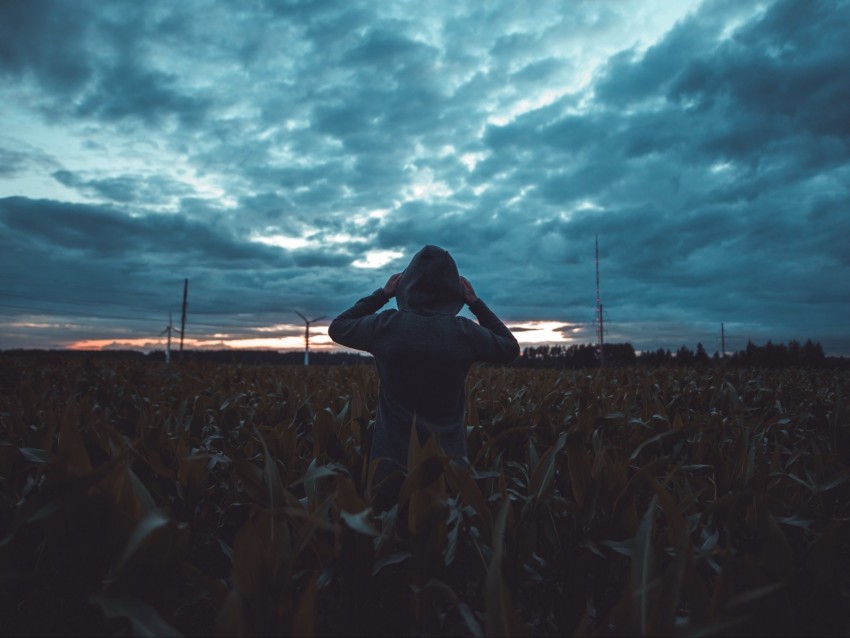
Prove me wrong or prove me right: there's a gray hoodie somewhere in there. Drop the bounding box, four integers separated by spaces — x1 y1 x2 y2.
328 245 519 489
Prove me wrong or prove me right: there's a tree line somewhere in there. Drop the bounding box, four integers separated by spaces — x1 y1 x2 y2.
2 338 846 369
0 349 367 367
515 338 846 369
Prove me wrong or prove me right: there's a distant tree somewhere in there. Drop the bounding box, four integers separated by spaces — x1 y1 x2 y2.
727 338 829 368
694 342 710 366
676 345 694 366
570 344 599 368
636 347 673 367
802 339 825 366
788 339 802 364
744 340 759 366
517 342 625 369
603 342 636 366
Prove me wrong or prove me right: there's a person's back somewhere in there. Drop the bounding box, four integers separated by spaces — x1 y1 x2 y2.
328 245 519 503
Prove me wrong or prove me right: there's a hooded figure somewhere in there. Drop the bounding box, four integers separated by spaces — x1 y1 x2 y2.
328 245 519 504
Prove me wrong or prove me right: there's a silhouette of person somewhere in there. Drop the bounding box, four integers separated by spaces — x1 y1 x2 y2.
328 245 519 508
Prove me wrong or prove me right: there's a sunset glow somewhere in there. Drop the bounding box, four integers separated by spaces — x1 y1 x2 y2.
61 321 585 353
509 321 584 346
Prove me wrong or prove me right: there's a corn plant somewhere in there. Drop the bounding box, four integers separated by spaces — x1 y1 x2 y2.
0 357 848 636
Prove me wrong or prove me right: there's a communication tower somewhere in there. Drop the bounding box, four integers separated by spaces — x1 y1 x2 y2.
596 235 604 367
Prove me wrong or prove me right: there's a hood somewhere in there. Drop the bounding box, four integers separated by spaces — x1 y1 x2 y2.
395 245 464 315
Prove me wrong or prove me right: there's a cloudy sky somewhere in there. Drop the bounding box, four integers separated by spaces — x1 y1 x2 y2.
1 0 849 356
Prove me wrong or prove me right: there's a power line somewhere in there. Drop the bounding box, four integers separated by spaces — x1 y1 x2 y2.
0 289 318 324
0 298 308 326
0 283 170 305
0 302 164 324
1 277 335 347
0 292 174 314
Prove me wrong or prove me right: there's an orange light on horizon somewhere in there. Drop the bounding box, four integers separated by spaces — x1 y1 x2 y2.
508 321 583 345
66 333 336 352
208 335 334 350
65 321 581 352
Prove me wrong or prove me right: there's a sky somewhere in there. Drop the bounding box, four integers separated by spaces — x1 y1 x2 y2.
1 0 849 356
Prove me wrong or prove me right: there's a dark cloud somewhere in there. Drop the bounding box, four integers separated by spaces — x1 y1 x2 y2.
346 28 434 70
75 62 211 126
2 0 850 354
0 0 94 94
0 196 286 266
0 0 210 127
0 146 52 177
291 249 353 269
52 170 194 204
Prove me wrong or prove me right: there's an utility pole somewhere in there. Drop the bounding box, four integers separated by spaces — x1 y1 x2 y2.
180 278 188 357
721 323 726 359
596 235 604 367
295 311 325 366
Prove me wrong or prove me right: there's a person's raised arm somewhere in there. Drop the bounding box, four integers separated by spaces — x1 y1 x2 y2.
459 276 520 363
327 273 401 351
383 272 402 298
460 276 478 305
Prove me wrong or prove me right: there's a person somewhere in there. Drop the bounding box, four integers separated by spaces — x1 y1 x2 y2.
328 244 519 507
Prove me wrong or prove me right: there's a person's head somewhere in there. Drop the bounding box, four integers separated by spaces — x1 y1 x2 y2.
395 245 464 315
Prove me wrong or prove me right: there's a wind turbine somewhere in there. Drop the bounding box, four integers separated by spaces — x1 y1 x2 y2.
294 311 325 366
160 312 176 364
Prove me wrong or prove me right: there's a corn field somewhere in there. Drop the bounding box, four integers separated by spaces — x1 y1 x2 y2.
1 357 848 636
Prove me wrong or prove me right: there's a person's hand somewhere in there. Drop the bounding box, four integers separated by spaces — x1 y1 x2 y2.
383 272 403 297
459 276 478 305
